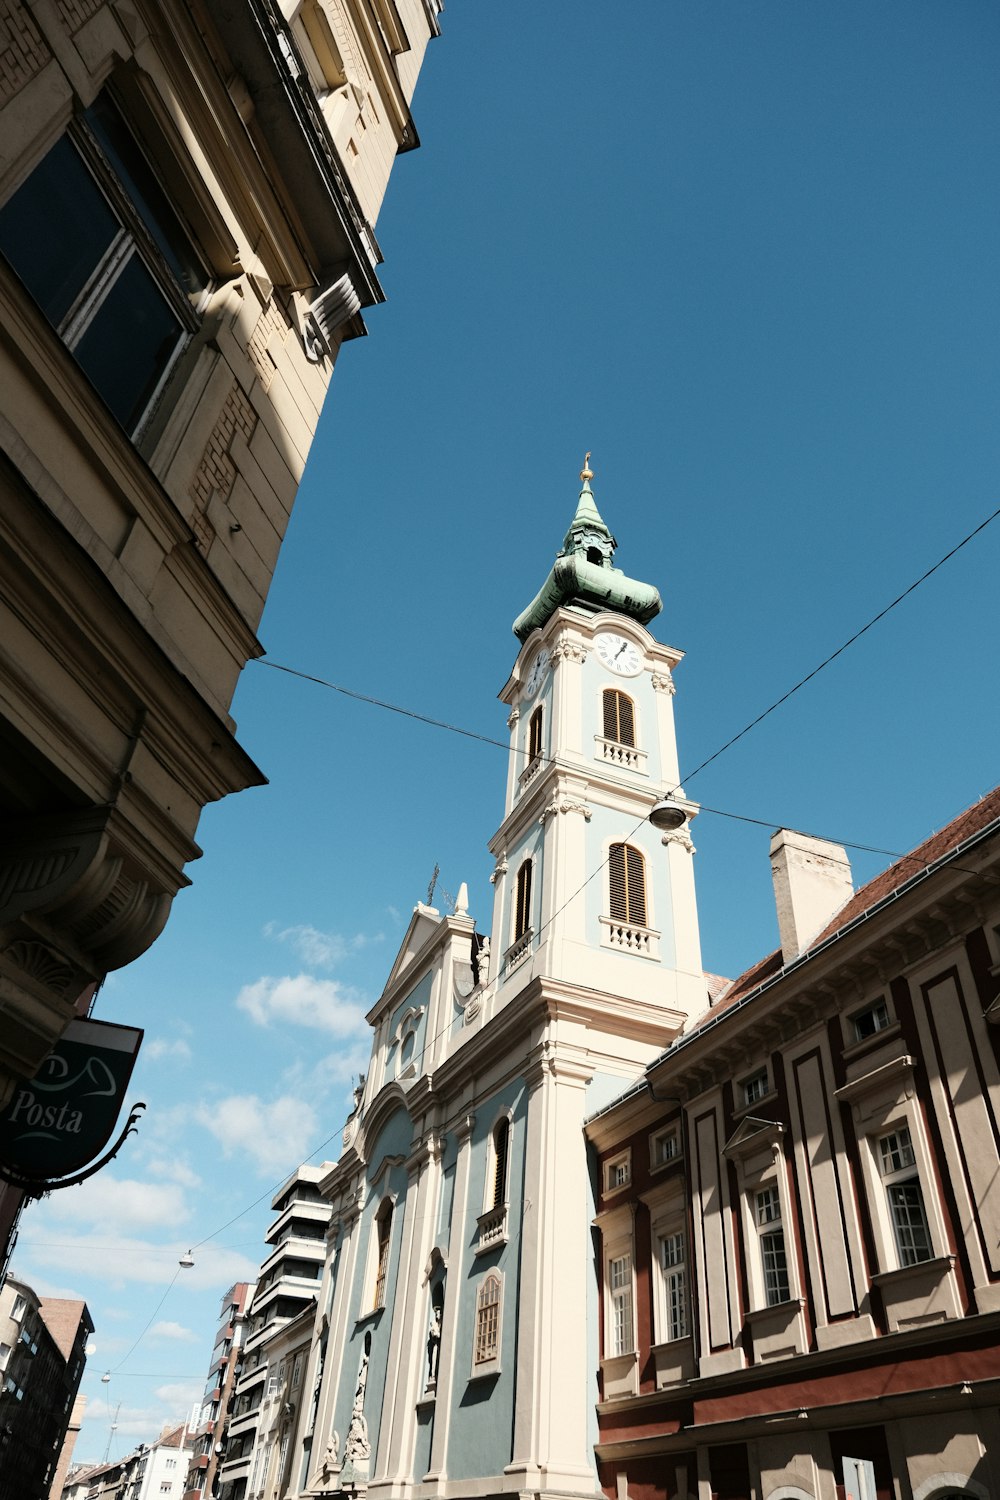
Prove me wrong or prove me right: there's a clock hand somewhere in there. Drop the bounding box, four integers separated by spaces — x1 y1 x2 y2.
615 642 627 659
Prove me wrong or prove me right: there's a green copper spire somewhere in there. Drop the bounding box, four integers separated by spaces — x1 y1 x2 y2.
512 456 662 642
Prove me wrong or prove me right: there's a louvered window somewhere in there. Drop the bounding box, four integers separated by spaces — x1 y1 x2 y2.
603 690 636 747
491 1119 510 1209
608 843 646 926
528 707 543 762
373 1202 392 1310
514 860 533 940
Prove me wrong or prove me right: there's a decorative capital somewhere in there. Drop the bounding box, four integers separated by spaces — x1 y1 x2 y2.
539 797 592 824
661 827 695 854
490 854 508 885
551 640 589 666
507 707 520 729
651 669 676 694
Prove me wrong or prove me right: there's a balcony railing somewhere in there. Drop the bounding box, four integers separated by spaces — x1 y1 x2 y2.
599 915 660 960
475 1203 508 1254
594 736 647 774
518 755 544 792
503 928 533 975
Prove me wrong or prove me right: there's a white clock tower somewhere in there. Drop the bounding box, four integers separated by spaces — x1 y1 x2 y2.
486 456 705 1031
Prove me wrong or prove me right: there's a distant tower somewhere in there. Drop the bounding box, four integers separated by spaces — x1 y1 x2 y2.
305 460 707 1500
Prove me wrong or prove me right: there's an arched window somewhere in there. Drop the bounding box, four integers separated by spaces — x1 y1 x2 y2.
609 843 647 926
490 1118 510 1210
514 859 533 941
372 1200 392 1310
474 1271 502 1371
528 706 543 762
603 689 635 747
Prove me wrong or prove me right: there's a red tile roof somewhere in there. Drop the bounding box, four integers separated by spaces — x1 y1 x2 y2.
693 785 1000 1030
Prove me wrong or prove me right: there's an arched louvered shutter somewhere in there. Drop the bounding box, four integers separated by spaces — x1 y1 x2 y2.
603 690 636 748
528 707 543 761
609 842 647 926
491 1119 510 1209
514 860 533 940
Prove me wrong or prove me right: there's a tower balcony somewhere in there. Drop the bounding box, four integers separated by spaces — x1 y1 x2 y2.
594 736 647 775
599 916 661 960
503 928 533 976
518 755 545 793
475 1203 509 1253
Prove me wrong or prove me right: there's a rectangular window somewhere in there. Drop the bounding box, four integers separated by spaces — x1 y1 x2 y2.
10 1296 26 1322
878 1126 932 1265
0 96 205 437
742 1068 769 1106
651 1126 679 1168
852 999 890 1041
0 1344 10 1371
659 1232 688 1341
608 1253 634 1357
604 1151 631 1193
755 1186 790 1304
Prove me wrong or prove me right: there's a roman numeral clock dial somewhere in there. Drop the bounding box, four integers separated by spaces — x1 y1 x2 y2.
595 632 641 677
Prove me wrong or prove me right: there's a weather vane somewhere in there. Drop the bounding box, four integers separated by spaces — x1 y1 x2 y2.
580 451 594 482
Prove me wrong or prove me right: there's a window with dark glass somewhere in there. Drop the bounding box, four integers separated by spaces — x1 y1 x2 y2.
603 689 635 747
514 859 532 941
608 842 646 926
0 94 205 436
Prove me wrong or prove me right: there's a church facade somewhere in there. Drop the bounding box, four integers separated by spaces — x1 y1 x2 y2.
282 465 710 1500
241 465 1000 1500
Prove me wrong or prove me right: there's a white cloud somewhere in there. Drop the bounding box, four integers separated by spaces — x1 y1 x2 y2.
194 1092 320 1178
16 1224 258 1293
144 1037 192 1062
264 922 382 969
27 1175 190 1234
150 1320 199 1343
143 1156 202 1190
235 973 369 1036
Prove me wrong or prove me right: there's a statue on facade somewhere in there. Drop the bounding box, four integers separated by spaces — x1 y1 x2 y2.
320 1430 340 1483
339 1342 371 1490
426 1301 442 1390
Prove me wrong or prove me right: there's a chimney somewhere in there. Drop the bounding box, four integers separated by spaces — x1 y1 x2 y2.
770 829 854 962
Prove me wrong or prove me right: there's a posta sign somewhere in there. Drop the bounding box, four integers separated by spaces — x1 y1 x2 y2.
0 1017 143 1179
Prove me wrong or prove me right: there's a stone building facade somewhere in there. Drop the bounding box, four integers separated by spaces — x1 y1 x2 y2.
587 789 1000 1500
0 0 440 1210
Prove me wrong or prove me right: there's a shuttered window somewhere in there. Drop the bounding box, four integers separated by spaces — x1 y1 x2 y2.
373 1202 392 1309
514 860 533 940
491 1119 510 1209
528 707 543 762
609 843 646 926
602 690 635 747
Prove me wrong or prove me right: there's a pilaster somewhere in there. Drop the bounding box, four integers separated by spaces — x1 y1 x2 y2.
378 1132 445 1486
426 1112 475 1485
507 1047 602 1496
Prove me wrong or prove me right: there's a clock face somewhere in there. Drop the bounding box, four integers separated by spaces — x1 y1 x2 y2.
595 632 642 677
524 649 549 697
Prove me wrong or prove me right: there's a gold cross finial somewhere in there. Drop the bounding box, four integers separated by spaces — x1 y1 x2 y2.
580 452 594 482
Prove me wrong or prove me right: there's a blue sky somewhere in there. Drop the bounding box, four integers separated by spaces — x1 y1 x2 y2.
13 1 1000 1464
